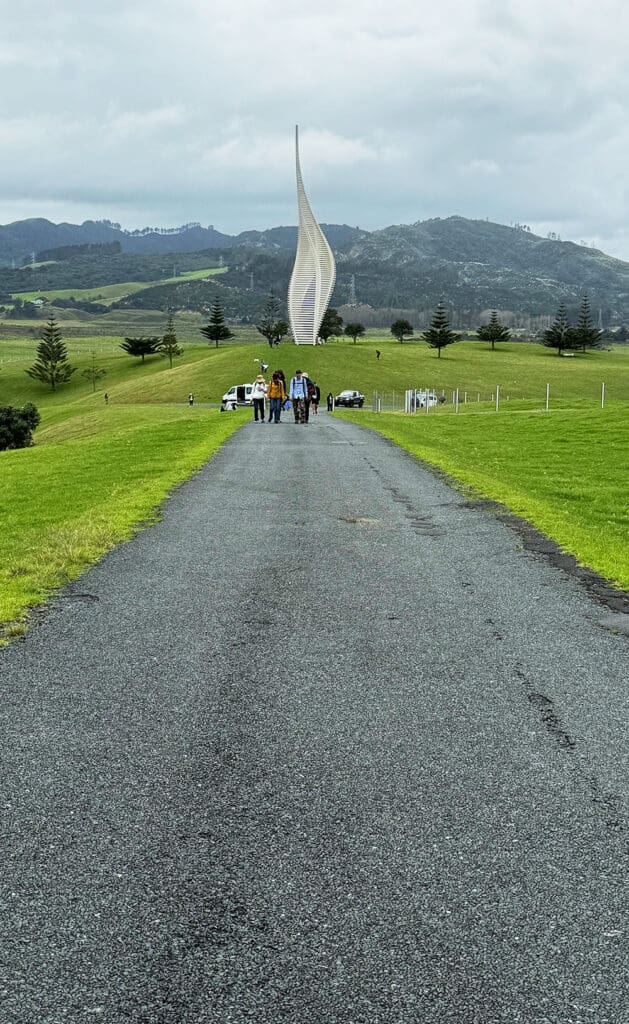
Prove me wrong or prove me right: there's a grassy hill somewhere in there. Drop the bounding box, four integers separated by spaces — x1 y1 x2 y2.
13 266 226 306
2 332 628 410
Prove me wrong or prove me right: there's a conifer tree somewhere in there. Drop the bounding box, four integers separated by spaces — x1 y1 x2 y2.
423 304 458 358
201 296 234 349
542 303 574 356
26 315 76 390
158 314 183 368
573 294 602 353
477 310 511 350
256 293 282 348
120 337 160 363
81 351 107 392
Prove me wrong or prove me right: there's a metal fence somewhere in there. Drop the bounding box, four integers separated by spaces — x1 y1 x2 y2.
372 384 611 413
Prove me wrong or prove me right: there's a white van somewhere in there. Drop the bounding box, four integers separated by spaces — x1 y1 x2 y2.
414 389 438 408
221 383 254 408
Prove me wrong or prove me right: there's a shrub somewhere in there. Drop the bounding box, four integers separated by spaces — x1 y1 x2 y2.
0 404 41 451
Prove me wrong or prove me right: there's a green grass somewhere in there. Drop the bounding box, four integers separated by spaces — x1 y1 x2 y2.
338 404 629 589
13 266 227 304
0 406 246 637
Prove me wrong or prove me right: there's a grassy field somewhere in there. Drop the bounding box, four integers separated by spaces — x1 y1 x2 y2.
3 334 627 408
1 332 628 635
0 405 246 639
13 265 227 305
339 405 629 589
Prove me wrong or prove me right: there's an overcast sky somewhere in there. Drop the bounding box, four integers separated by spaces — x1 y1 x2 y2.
2 0 629 257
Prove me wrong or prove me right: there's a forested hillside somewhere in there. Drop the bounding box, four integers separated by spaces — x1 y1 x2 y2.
3 216 629 326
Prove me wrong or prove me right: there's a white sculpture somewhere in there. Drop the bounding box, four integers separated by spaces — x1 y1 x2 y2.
288 125 336 345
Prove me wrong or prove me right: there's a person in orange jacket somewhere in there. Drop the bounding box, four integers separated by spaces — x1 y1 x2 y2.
266 371 287 423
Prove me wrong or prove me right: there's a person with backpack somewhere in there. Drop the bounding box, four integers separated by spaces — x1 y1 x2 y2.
266 371 286 424
309 380 321 414
289 370 309 424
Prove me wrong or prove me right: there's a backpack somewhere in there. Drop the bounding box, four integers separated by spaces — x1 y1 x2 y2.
307 380 315 399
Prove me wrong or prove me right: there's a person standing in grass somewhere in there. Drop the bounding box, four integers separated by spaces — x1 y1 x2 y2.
251 375 267 422
266 371 286 424
188 393 194 406
289 370 308 424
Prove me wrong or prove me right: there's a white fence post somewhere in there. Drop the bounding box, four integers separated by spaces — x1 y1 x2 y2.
546 383 550 412
601 382 605 409
455 388 459 413
495 385 500 412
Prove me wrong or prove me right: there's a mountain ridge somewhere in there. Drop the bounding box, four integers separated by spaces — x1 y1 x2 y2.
2 215 629 323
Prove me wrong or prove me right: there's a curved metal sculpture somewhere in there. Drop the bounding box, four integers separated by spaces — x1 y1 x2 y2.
288 125 336 345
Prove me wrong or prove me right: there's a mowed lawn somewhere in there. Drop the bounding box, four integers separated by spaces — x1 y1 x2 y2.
339 405 629 589
0 406 246 636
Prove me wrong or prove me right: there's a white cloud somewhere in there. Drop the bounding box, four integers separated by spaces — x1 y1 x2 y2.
1 0 629 254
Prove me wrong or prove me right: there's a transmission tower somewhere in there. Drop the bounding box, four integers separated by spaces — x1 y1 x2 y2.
348 274 357 307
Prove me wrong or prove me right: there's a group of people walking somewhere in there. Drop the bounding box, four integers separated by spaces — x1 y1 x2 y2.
251 370 321 424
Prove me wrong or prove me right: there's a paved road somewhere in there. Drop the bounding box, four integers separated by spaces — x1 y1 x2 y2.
1 412 627 1024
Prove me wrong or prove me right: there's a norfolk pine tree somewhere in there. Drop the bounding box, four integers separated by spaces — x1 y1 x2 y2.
81 352 107 391
201 296 233 349
477 311 511 350
423 304 458 358
26 315 76 390
158 314 183 368
256 293 282 348
573 294 602 353
542 303 574 356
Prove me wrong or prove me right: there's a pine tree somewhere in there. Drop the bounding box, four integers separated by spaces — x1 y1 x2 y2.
256 293 282 348
573 294 602 353
200 296 234 349
542 303 574 356
422 304 458 358
26 315 76 390
158 314 183 368
477 310 511 350
81 351 107 392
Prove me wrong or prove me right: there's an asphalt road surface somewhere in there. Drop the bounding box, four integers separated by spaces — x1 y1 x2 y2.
1 411 627 1024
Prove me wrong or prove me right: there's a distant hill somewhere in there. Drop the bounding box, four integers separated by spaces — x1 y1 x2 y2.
3 215 629 324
